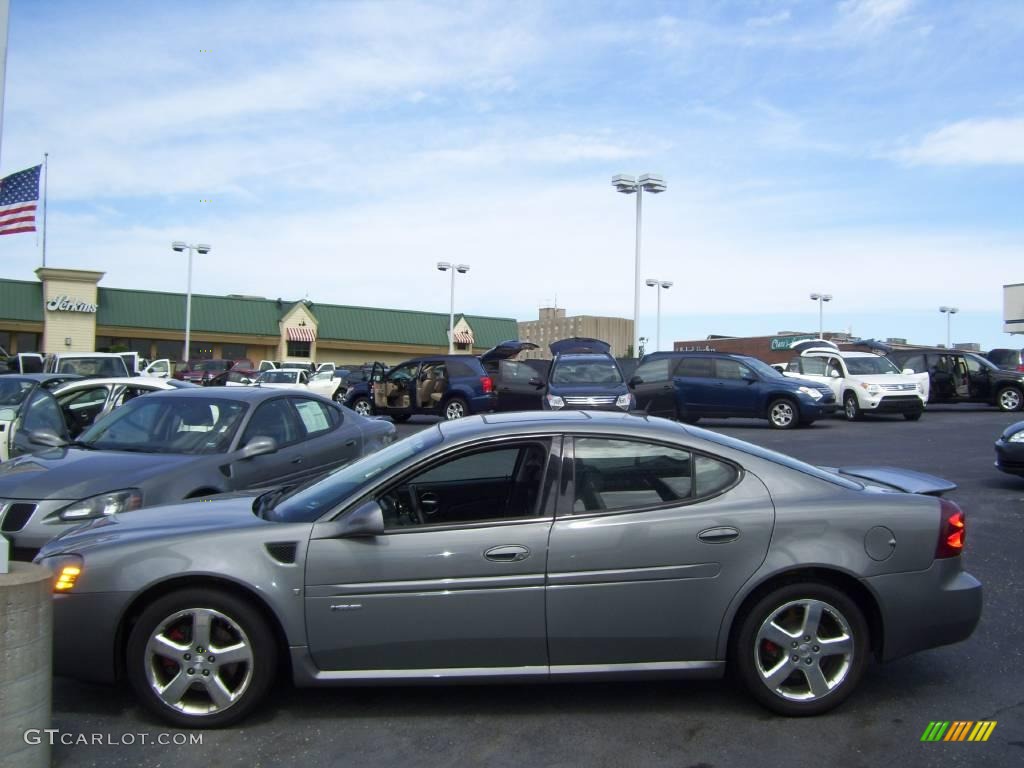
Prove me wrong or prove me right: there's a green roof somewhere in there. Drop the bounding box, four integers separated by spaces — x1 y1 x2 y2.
0 278 517 348
0 280 43 322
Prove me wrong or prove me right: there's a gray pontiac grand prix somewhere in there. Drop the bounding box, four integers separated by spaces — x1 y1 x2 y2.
34 410 982 727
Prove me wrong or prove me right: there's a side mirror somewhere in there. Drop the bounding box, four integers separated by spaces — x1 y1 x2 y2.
240 377 252 385
742 371 758 383
28 429 68 448
902 368 914 375
628 375 643 387
528 377 544 388
236 436 278 460
829 370 841 378
312 500 385 539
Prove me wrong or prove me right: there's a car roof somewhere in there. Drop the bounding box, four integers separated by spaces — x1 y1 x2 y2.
0 373 83 383
55 376 174 388
143 387 320 402
438 409 675 441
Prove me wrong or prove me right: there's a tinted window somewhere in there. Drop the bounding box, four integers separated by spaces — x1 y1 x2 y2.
498 360 536 382
447 360 479 377
78 397 247 453
292 398 337 437
695 455 739 496
22 391 66 436
242 399 302 446
798 357 830 376
573 438 694 513
966 353 998 372
381 442 549 528
0 379 34 407
56 357 126 377
715 359 750 380
259 370 300 384
843 356 900 375
900 354 926 373
551 358 623 385
633 358 671 382
676 358 713 378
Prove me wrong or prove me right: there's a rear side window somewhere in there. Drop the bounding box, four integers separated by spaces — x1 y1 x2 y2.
633 358 671 382
292 398 338 437
571 438 739 514
447 360 479 378
675 358 713 378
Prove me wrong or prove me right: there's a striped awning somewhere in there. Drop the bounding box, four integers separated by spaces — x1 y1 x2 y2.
287 326 316 342
453 331 474 345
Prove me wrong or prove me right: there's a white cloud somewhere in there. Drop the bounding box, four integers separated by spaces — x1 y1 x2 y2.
896 117 1024 166
747 10 792 28
837 0 914 34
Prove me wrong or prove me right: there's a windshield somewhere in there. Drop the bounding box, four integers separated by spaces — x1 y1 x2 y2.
78 396 248 453
259 370 298 383
0 379 34 408
269 428 444 522
192 360 231 372
844 356 901 375
551 358 623 385
57 357 126 377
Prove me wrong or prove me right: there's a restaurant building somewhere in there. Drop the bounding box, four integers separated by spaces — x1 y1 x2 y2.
0 268 518 365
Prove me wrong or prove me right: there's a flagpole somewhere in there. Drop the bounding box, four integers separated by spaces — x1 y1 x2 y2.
41 153 48 267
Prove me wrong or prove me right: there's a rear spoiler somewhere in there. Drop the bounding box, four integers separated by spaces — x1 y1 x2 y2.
823 466 957 496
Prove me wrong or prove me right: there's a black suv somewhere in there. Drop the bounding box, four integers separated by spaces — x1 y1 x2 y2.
888 348 1024 412
985 348 1024 372
542 338 633 412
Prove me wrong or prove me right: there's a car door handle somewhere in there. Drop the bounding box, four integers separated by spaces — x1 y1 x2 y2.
698 527 740 543
291 456 305 464
484 545 530 562
344 440 356 447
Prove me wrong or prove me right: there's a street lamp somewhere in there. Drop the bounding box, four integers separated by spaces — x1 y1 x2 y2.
172 241 211 363
809 292 832 339
613 173 667 358
939 306 959 348
437 262 470 354
645 278 673 353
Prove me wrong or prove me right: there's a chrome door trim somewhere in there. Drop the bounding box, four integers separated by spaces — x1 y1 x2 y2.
550 660 723 676
305 576 544 598
547 562 720 586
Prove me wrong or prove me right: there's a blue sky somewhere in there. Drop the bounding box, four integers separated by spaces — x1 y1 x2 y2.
2 0 1022 350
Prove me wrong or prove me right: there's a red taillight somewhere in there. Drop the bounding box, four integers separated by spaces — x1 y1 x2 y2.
481 376 494 394
935 499 966 558
1017 364 1024 372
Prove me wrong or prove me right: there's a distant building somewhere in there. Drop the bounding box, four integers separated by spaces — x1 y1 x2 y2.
1004 283 1024 334
517 307 633 359
671 332 852 364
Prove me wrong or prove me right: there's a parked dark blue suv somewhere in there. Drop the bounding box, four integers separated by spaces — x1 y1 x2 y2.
543 338 633 412
628 351 837 429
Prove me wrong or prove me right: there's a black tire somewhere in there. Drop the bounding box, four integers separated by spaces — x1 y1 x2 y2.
996 386 1023 412
843 392 863 422
733 582 869 717
443 397 469 420
350 396 373 417
767 398 798 429
903 412 922 421
391 414 411 423
126 589 277 729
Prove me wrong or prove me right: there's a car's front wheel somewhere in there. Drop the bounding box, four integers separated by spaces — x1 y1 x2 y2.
843 392 863 421
767 398 798 429
126 589 277 728
734 582 869 716
997 386 1023 412
350 397 373 417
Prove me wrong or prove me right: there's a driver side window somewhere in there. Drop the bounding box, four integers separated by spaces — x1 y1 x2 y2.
379 441 551 529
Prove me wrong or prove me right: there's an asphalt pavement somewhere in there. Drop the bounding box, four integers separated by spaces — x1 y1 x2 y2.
45 406 1024 767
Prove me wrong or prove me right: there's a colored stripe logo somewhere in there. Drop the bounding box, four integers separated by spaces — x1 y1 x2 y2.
921 721 996 742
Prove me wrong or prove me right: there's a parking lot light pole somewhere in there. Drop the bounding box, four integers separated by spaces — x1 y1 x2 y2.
939 306 959 348
437 262 470 354
809 292 832 339
172 241 211 363
645 279 673 352
613 173 667 358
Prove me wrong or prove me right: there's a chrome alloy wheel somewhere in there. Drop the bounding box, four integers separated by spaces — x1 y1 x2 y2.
144 607 254 716
770 401 795 428
999 388 1022 411
445 400 466 420
352 399 372 416
753 599 854 702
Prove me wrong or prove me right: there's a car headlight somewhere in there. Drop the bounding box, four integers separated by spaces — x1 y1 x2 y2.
616 393 633 410
56 489 143 521
798 386 823 401
546 394 565 410
35 553 84 593
860 383 881 394
1008 431 1024 443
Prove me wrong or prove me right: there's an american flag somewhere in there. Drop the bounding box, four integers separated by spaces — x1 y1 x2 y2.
0 165 42 236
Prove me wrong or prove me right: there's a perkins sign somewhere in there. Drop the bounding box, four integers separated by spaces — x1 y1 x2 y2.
770 334 816 351
46 295 98 313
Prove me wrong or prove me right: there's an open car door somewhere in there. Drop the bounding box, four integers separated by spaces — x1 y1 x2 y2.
143 358 171 378
548 337 611 356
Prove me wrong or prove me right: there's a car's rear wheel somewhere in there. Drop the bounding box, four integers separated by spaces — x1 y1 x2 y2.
767 399 798 429
843 393 863 421
350 397 372 417
997 386 1023 412
126 589 277 728
734 582 868 716
444 397 468 420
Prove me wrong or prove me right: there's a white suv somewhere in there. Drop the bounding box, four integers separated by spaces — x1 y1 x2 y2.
785 348 928 421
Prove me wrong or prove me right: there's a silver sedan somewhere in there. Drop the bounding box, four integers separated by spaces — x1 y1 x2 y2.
35 410 981 728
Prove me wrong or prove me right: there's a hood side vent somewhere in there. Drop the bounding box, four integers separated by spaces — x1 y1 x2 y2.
265 541 298 564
